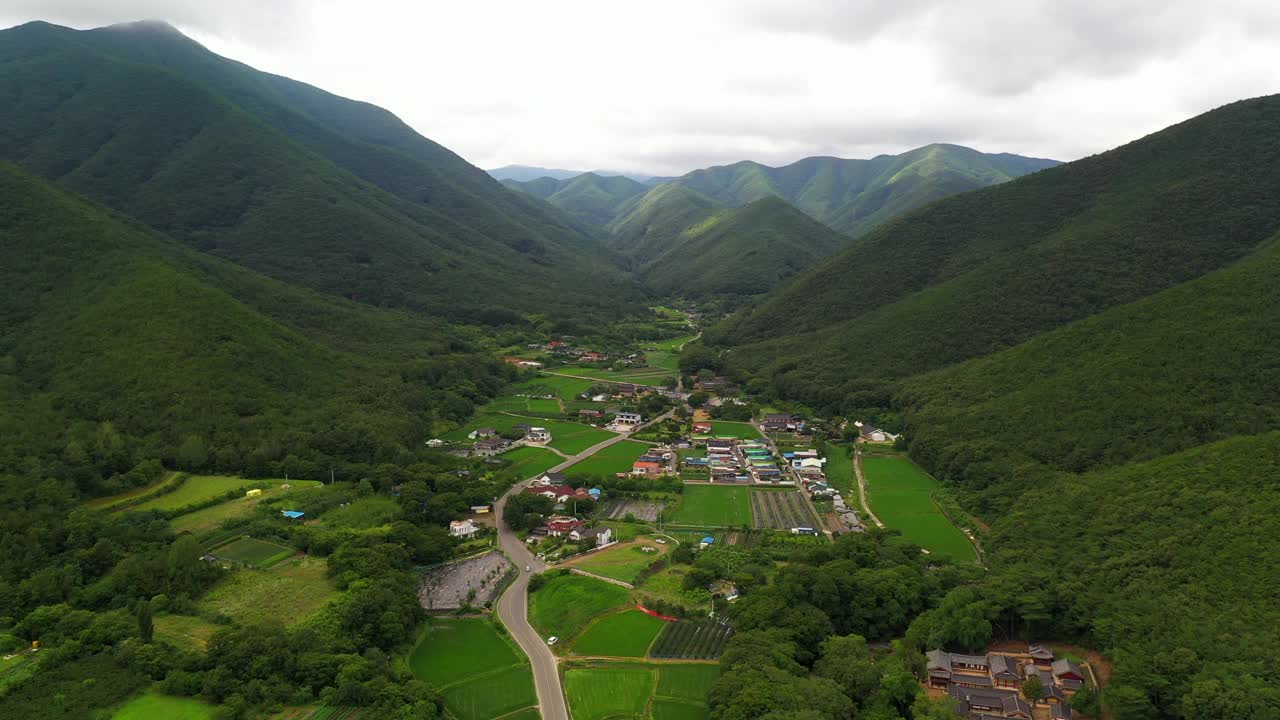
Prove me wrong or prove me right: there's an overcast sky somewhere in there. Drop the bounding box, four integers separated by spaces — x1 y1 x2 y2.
4 0 1280 175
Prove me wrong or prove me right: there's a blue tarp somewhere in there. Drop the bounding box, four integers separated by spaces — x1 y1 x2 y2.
701 536 715 544
281 510 305 519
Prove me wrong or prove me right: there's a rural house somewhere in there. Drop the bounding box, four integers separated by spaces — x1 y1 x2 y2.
535 472 568 486
615 411 642 426
472 427 497 439
473 437 512 456
692 421 713 434
526 427 552 442
569 526 613 547
449 519 480 539
544 516 585 536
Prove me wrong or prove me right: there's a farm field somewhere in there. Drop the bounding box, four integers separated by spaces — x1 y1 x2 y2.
564 664 656 720
649 620 734 660
169 481 322 536
480 394 562 416
567 538 666 584
557 365 674 385
442 414 615 455
272 708 363 720
668 485 752 528
821 442 854 494
515 374 595 399
319 496 402 529
564 440 652 478
862 456 977 562
111 693 215 720
599 498 666 523
528 573 631 643
650 334 697 351
571 609 667 657
210 536 296 568
704 421 763 439
130 475 267 514
153 614 222 650
565 662 715 720
749 490 819 530
407 619 537 720
501 446 564 479
199 556 338 625
408 618 521 687
84 472 182 511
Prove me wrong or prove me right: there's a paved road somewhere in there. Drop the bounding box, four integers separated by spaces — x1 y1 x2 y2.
492 408 674 720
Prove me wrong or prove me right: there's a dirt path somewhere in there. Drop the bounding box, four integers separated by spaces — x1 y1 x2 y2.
852 445 886 529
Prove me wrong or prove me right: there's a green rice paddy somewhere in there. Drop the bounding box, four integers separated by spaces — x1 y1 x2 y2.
564 440 653 478
407 619 537 720
861 455 977 562
668 485 752 528
571 610 666 657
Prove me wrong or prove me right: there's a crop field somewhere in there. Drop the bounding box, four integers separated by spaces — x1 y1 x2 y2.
656 664 720 701
515 374 595 399
407 619 537 720
572 609 667 657
560 365 674 385
528 573 631 642
319 496 402 529
821 443 854 494
569 539 666 584
153 614 222 650
564 440 652 477
112 693 215 720
600 498 666 522
652 699 710 720
705 421 762 439
84 472 182 511
501 446 564 479
649 619 734 660
565 664 657 720
130 475 266 514
273 708 363 720
211 536 296 568
750 490 819 530
481 394 563 416
169 481 322 536
200 556 338 625
408 618 520 687
667 485 752 528
862 456 977 562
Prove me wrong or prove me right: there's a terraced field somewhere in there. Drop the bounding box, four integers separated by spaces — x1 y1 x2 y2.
749 490 820 530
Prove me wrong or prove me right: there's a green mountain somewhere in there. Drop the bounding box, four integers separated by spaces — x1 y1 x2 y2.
488 164 583 181
632 197 850 298
706 96 1280 715
501 172 649 227
604 183 727 258
0 160 507 485
0 20 639 325
671 144 1057 236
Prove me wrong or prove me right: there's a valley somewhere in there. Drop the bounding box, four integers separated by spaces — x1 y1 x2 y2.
0 11 1277 720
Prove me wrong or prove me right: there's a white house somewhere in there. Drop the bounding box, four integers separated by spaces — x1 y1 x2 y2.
449 519 479 539
569 526 613 547
526 427 552 443
425 438 446 448
615 411 642 426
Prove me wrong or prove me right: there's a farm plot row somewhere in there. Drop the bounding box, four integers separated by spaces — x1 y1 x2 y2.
600 498 666 522
274 707 362 720
649 619 733 660
750 490 818 530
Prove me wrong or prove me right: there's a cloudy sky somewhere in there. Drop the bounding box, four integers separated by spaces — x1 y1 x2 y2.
4 0 1280 175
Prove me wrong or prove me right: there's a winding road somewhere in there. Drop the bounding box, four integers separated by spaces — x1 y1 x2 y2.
493 409 675 720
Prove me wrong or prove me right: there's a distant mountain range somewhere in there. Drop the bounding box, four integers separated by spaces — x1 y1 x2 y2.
488 164 671 185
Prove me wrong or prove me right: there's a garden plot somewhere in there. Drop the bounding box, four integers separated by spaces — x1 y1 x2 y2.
601 498 666 522
749 490 819 530
417 551 513 611
649 619 734 660
209 536 296 568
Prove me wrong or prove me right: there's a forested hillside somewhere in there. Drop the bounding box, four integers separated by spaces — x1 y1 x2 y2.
633 197 850 298
0 20 640 325
501 172 649 227
0 161 509 493
670 144 1057 236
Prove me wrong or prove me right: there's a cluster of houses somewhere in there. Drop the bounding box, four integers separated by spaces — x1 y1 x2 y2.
534 516 614 547
927 647 1085 720
631 451 673 477
526 472 602 503
682 436 793 485
855 420 899 443
761 413 807 434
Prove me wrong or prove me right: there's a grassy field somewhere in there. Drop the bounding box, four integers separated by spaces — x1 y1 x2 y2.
564 440 652 478
442 414 615 455
656 663 720 701
564 665 657 720
407 619 536 720
212 536 295 568
502 446 564 479
572 610 667 657
200 556 338 625
408 619 521 687
820 442 854 494
112 693 216 720
862 455 977 562
319 496 402 529
153 614 223 650
84 472 182 511
705 421 762 439
169 481 322 536
557 365 675 385
516 374 595 399
528 574 631 642
650 335 696 351
569 539 666 584
442 665 537 720
481 394 563 416
130 476 268 513
668 485 752 528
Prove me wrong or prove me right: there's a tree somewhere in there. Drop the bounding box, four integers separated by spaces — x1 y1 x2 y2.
1021 674 1044 704
177 434 209 470
136 601 153 643
688 391 710 408
814 634 881 707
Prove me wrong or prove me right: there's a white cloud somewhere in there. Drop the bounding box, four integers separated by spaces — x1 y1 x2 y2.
3 0 1280 175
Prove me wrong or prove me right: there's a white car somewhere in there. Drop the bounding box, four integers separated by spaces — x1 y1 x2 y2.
654 538 667 545
546 636 558 646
